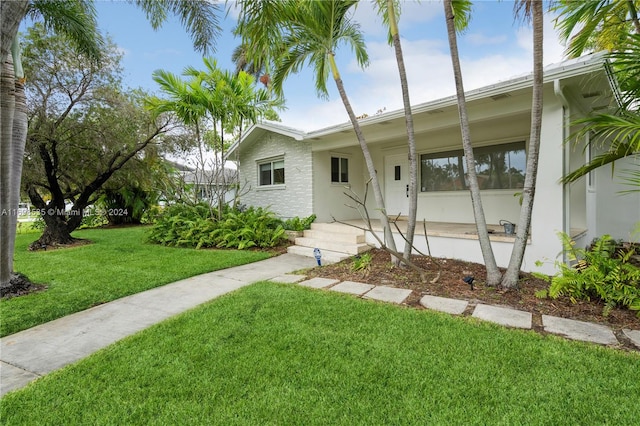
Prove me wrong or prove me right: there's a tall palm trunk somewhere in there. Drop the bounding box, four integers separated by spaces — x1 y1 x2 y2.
328 54 399 262
502 0 544 288
0 53 17 287
1 0 29 288
386 0 418 262
443 0 502 286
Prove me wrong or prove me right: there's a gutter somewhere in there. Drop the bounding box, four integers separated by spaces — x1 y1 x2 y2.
554 79 571 264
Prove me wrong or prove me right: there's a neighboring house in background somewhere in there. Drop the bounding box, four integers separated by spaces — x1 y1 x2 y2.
226 53 640 274
171 161 238 205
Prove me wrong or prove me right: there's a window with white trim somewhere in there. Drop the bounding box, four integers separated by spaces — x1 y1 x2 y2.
331 156 349 183
259 158 285 186
420 142 526 191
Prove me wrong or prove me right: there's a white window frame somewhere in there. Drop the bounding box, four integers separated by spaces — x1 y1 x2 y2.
330 155 349 184
258 157 285 187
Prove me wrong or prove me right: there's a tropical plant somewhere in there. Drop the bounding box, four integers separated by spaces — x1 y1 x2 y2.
236 0 400 262
536 233 640 317
554 1 640 187
282 214 316 232
148 203 286 249
148 59 280 219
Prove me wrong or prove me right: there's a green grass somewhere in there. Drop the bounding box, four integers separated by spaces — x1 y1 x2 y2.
2 226 270 337
2 283 639 425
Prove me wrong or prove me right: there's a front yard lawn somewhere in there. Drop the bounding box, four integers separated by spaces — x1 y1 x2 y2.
1 226 270 337
2 283 639 424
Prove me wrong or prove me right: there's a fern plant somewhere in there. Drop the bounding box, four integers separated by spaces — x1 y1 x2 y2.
538 233 640 317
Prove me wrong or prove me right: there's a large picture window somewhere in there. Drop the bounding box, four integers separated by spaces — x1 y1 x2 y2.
331 156 349 183
420 142 526 191
259 158 285 186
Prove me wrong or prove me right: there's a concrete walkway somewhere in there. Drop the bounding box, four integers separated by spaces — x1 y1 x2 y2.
2 256 639 397
0 253 317 396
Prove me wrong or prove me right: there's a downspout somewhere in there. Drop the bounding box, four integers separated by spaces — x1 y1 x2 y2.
554 79 570 263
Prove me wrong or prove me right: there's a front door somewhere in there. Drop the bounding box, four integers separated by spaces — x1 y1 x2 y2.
384 154 409 217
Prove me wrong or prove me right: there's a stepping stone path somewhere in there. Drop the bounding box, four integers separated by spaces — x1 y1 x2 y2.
420 295 468 315
275 274 640 350
473 304 532 329
542 315 618 345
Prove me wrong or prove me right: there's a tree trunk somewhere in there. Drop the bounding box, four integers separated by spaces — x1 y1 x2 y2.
1 49 17 287
387 0 418 262
443 0 502 286
328 54 400 264
1 1 29 290
502 0 544 288
30 218 77 250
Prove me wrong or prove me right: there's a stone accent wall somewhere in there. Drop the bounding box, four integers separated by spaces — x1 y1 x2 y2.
238 133 313 219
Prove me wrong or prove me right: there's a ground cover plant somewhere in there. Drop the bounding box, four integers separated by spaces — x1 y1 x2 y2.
1 283 639 424
1 226 270 337
147 203 287 249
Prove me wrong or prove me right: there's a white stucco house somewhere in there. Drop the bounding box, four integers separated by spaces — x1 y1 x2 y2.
226 53 639 274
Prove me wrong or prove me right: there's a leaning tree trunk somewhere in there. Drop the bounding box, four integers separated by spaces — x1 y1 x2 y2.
387 0 418 263
443 0 502 286
328 54 400 264
502 0 544 288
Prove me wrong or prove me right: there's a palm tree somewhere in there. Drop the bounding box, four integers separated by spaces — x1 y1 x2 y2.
553 1 640 187
0 0 221 290
373 0 418 262
553 0 640 58
501 0 545 288
237 0 400 261
443 0 502 286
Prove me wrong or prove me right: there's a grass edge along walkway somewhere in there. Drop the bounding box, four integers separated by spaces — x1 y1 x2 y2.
2 282 639 425
2 226 271 337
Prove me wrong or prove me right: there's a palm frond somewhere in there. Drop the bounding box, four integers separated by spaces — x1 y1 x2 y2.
130 0 221 54
29 0 104 63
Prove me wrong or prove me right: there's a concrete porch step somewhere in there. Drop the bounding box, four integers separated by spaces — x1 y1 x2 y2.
286 245 353 264
310 222 365 235
294 237 371 255
303 229 366 244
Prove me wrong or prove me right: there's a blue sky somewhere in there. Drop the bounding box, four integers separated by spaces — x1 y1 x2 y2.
85 1 567 131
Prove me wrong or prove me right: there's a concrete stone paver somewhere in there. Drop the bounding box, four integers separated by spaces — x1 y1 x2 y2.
420 295 469 315
623 329 640 349
472 304 532 329
542 315 618 345
329 281 375 296
298 277 339 289
269 274 306 284
364 286 412 304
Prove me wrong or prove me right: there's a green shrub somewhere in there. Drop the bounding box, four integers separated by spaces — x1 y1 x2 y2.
536 233 640 317
282 214 316 231
351 252 372 274
147 203 286 249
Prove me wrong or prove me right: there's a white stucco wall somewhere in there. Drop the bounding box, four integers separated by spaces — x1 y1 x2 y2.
237 133 313 219
587 154 640 243
312 147 366 222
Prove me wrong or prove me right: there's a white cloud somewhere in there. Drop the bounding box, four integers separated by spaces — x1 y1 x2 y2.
280 8 569 132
